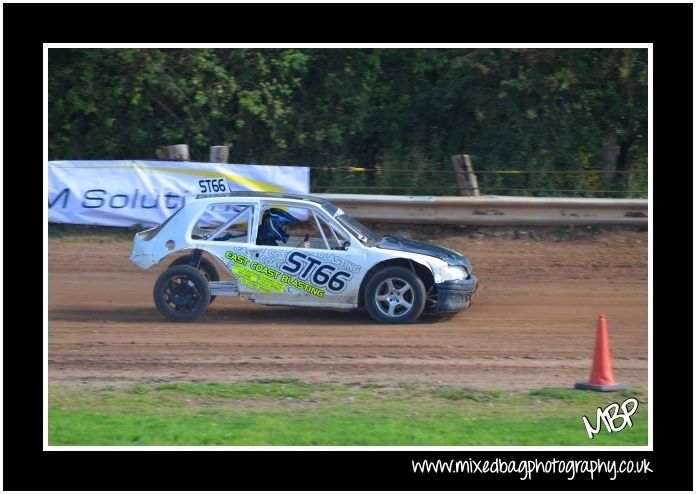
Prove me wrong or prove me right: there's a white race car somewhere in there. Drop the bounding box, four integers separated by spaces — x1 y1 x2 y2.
130 192 478 323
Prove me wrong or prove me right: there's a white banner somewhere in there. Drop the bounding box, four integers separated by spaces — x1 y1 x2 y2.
48 160 310 227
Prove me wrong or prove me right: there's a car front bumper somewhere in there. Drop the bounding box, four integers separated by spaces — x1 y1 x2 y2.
433 276 478 314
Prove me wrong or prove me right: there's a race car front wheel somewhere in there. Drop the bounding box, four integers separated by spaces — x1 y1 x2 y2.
364 266 426 324
154 265 211 321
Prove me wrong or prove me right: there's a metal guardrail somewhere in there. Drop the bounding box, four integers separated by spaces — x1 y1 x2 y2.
315 194 649 226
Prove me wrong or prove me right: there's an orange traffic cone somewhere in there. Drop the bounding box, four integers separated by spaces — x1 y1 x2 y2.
575 314 627 392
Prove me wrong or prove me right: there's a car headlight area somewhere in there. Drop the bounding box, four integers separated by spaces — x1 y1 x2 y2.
436 265 469 282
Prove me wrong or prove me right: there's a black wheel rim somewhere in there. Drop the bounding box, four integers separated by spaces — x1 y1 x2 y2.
162 275 203 312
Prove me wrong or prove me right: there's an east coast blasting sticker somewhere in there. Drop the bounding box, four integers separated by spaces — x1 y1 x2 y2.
225 251 326 297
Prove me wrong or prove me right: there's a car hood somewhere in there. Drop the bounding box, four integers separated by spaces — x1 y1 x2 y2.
375 235 472 269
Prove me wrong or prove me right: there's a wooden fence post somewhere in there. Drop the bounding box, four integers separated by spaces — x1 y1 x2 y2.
209 146 230 163
158 144 190 161
451 154 480 196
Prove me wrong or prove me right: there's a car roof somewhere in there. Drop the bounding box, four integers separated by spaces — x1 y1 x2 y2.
192 191 337 211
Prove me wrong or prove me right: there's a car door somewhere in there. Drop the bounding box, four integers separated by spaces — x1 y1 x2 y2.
248 202 367 309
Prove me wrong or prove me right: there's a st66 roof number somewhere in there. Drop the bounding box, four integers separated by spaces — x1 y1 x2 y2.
199 179 227 194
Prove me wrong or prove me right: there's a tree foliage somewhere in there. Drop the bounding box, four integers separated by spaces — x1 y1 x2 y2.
48 48 647 197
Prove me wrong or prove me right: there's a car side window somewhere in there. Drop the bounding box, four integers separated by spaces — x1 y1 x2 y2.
191 203 253 243
258 205 349 250
315 215 351 250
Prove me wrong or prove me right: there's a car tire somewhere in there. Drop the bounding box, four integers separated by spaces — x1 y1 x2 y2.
154 265 211 321
364 266 426 324
169 255 219 304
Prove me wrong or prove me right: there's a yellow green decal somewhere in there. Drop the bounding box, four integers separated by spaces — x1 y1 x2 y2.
279 274 325 298
225 251 324 297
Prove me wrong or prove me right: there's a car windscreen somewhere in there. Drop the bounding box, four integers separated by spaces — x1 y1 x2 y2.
335 213 380 245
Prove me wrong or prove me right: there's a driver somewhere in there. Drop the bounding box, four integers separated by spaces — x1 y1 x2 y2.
256 208 301 246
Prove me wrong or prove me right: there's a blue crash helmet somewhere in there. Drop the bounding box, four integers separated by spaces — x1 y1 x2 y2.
258 208 300 244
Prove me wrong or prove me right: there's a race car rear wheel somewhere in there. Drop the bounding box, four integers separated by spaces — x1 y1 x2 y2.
169 254 219 304
154 265 210 321
364 267 426 324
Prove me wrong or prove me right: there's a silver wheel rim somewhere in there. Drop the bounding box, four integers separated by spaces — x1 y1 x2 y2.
374 277 415 318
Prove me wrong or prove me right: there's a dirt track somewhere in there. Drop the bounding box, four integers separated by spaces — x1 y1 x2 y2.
48 228 649 391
